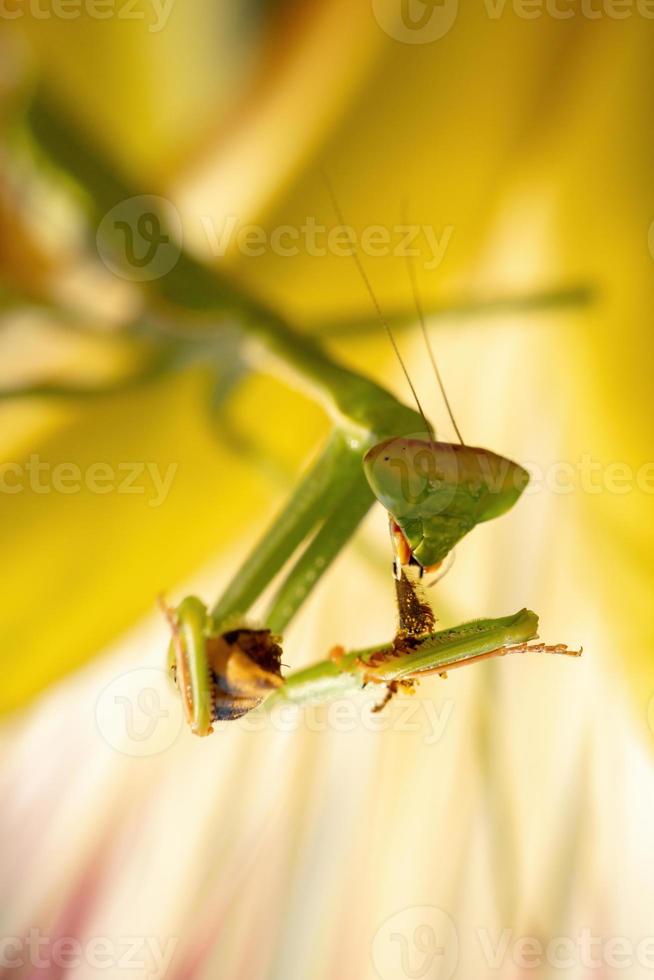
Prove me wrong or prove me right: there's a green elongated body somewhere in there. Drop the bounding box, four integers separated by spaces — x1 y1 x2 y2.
363 436 530 568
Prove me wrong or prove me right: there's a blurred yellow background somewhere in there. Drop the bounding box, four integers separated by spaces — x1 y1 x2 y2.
1 2 653 978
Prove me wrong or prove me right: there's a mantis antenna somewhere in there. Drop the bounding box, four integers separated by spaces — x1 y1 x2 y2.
323 174 434 444
401 199 465 446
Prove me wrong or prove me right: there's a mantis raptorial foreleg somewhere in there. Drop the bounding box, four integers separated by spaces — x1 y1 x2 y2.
265 469 375 633
266 609 580 711
210 431 366 630
164 592 580 734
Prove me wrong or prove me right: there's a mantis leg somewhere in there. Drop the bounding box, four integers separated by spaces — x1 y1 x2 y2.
210 432 367 629
266 609 580 709
265 469 374 633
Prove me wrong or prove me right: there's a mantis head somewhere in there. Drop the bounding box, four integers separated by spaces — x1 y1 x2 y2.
161 596 284 736
363 436 529 569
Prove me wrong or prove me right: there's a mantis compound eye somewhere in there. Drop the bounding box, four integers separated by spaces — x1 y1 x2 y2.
160 596 284 736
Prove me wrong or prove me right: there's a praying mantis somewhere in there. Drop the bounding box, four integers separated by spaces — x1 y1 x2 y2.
162 189 580 736
20 92 581 737
163 423 579 737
